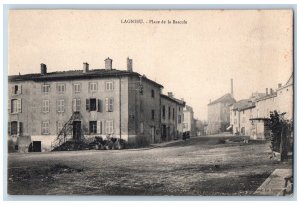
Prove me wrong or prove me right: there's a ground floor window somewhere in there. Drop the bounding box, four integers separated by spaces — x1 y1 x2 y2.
89 121 97 134
11 121 18 135
42 121 50 135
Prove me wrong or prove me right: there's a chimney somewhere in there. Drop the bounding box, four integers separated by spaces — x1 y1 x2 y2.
83 62 89 73
105 57 112 70
40 63 47 75
278 83 282 88
230 78 233 97
127 57 133 72
266 88 269 95
270 88 273 95
167 92 174 98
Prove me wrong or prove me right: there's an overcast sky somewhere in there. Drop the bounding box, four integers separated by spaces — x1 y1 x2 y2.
9 10 293 120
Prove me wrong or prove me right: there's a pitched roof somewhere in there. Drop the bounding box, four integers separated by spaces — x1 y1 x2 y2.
208 93 236 106
161 94 186 106
232 99 255 111
9 68 163 88
277 72 293 91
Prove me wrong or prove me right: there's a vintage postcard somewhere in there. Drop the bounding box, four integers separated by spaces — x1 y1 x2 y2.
7 9 294 196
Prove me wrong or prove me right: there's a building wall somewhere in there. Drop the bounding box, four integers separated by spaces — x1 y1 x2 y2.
161 97 177 141
277 84 293 120
206 103 221 135
255 95 277 119
127 76 161 145
183 106 195 136
8 76 131 151
176 104 185 138
231 108 254 136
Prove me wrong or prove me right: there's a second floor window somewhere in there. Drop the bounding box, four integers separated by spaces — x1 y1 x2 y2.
162 105 166 119
42 84 50 94
12 85 22 95
178 115 181 124
105 81 114 91
168 106 171 120
42 100 50 113
89 82 97 92
57 100 65 113
73 83 81 93
151 89 155 98
57 83 66 94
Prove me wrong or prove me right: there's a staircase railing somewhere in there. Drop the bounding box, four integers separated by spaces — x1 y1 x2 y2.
51 112 81 151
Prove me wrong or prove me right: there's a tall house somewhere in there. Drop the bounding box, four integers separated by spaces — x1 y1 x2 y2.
8 58 163 151
206 93 236 135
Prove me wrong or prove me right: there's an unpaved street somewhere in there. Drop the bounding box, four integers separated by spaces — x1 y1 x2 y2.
7 136 292 195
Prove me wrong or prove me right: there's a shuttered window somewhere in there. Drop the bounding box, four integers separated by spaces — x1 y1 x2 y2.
42 100 50 113
42 121 50 135
57 100 65 113
105 120 114 134
105 97 114 112
11 99 22 114
73 99 81 112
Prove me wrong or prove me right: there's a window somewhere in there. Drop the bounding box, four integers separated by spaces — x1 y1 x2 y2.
105 98 114 112
89 82 97 92
105 120 114 134
162 105 165 119
151 89 155 98
90 99 97 111
42 84 50 94
57 83 65 94
73 83 81 93
10 99 22 114
168 106 171 120
105 81 114 91
72 98 81 112
89 121 97 134
86 99 102 112
140 122 144 133
12 85 22 95
173 108 175 120
42 100 50 113
179 107 181 111
151 110 155 120
178 115 182 124
57 99 65 113
10 121 18 135
42 121 50 135
57 121 64 134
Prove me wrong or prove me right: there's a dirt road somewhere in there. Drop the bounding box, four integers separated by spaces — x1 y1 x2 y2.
7 136 292 195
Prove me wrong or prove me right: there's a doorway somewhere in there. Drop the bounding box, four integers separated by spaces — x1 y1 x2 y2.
32 141 41 152
150 126 155 143
161 125 166 141
73 121 81 141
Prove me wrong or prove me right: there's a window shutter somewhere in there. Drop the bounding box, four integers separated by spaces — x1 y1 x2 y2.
8 122 11 135
19 122 23 136
72 99 76 112
97 99 102 112
105 98 109 112
86 99 90 111
97 121 101 134
8 99 11 114
110 98 114 112
17 99 22 113
19 85 22 94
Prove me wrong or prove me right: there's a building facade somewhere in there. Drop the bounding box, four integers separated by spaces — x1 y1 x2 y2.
182 105 196 136
206 93 236 135
8 58 175 152
160 93 185 141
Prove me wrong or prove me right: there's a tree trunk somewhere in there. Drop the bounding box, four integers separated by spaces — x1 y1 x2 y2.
280 124 288 162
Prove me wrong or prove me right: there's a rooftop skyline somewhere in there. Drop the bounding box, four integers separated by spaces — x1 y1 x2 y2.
9 10 293 120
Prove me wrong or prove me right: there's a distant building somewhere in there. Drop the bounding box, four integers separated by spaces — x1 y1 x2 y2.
207 93 236 135
183 105 196 136
230 99 255 135
160 92 185 141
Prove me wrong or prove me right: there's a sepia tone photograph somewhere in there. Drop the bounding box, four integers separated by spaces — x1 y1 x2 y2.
6 9 294 196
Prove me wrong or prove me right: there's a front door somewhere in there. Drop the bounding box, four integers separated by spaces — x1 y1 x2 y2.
73 121 81 141
151 127 155 143
32 141 41 152
162 125 166 141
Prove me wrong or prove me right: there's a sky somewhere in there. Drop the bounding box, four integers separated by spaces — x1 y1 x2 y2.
9 10 293 120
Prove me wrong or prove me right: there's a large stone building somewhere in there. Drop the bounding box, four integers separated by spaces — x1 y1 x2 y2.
8 57 185 152
160 92 185 141
206 93 236 135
